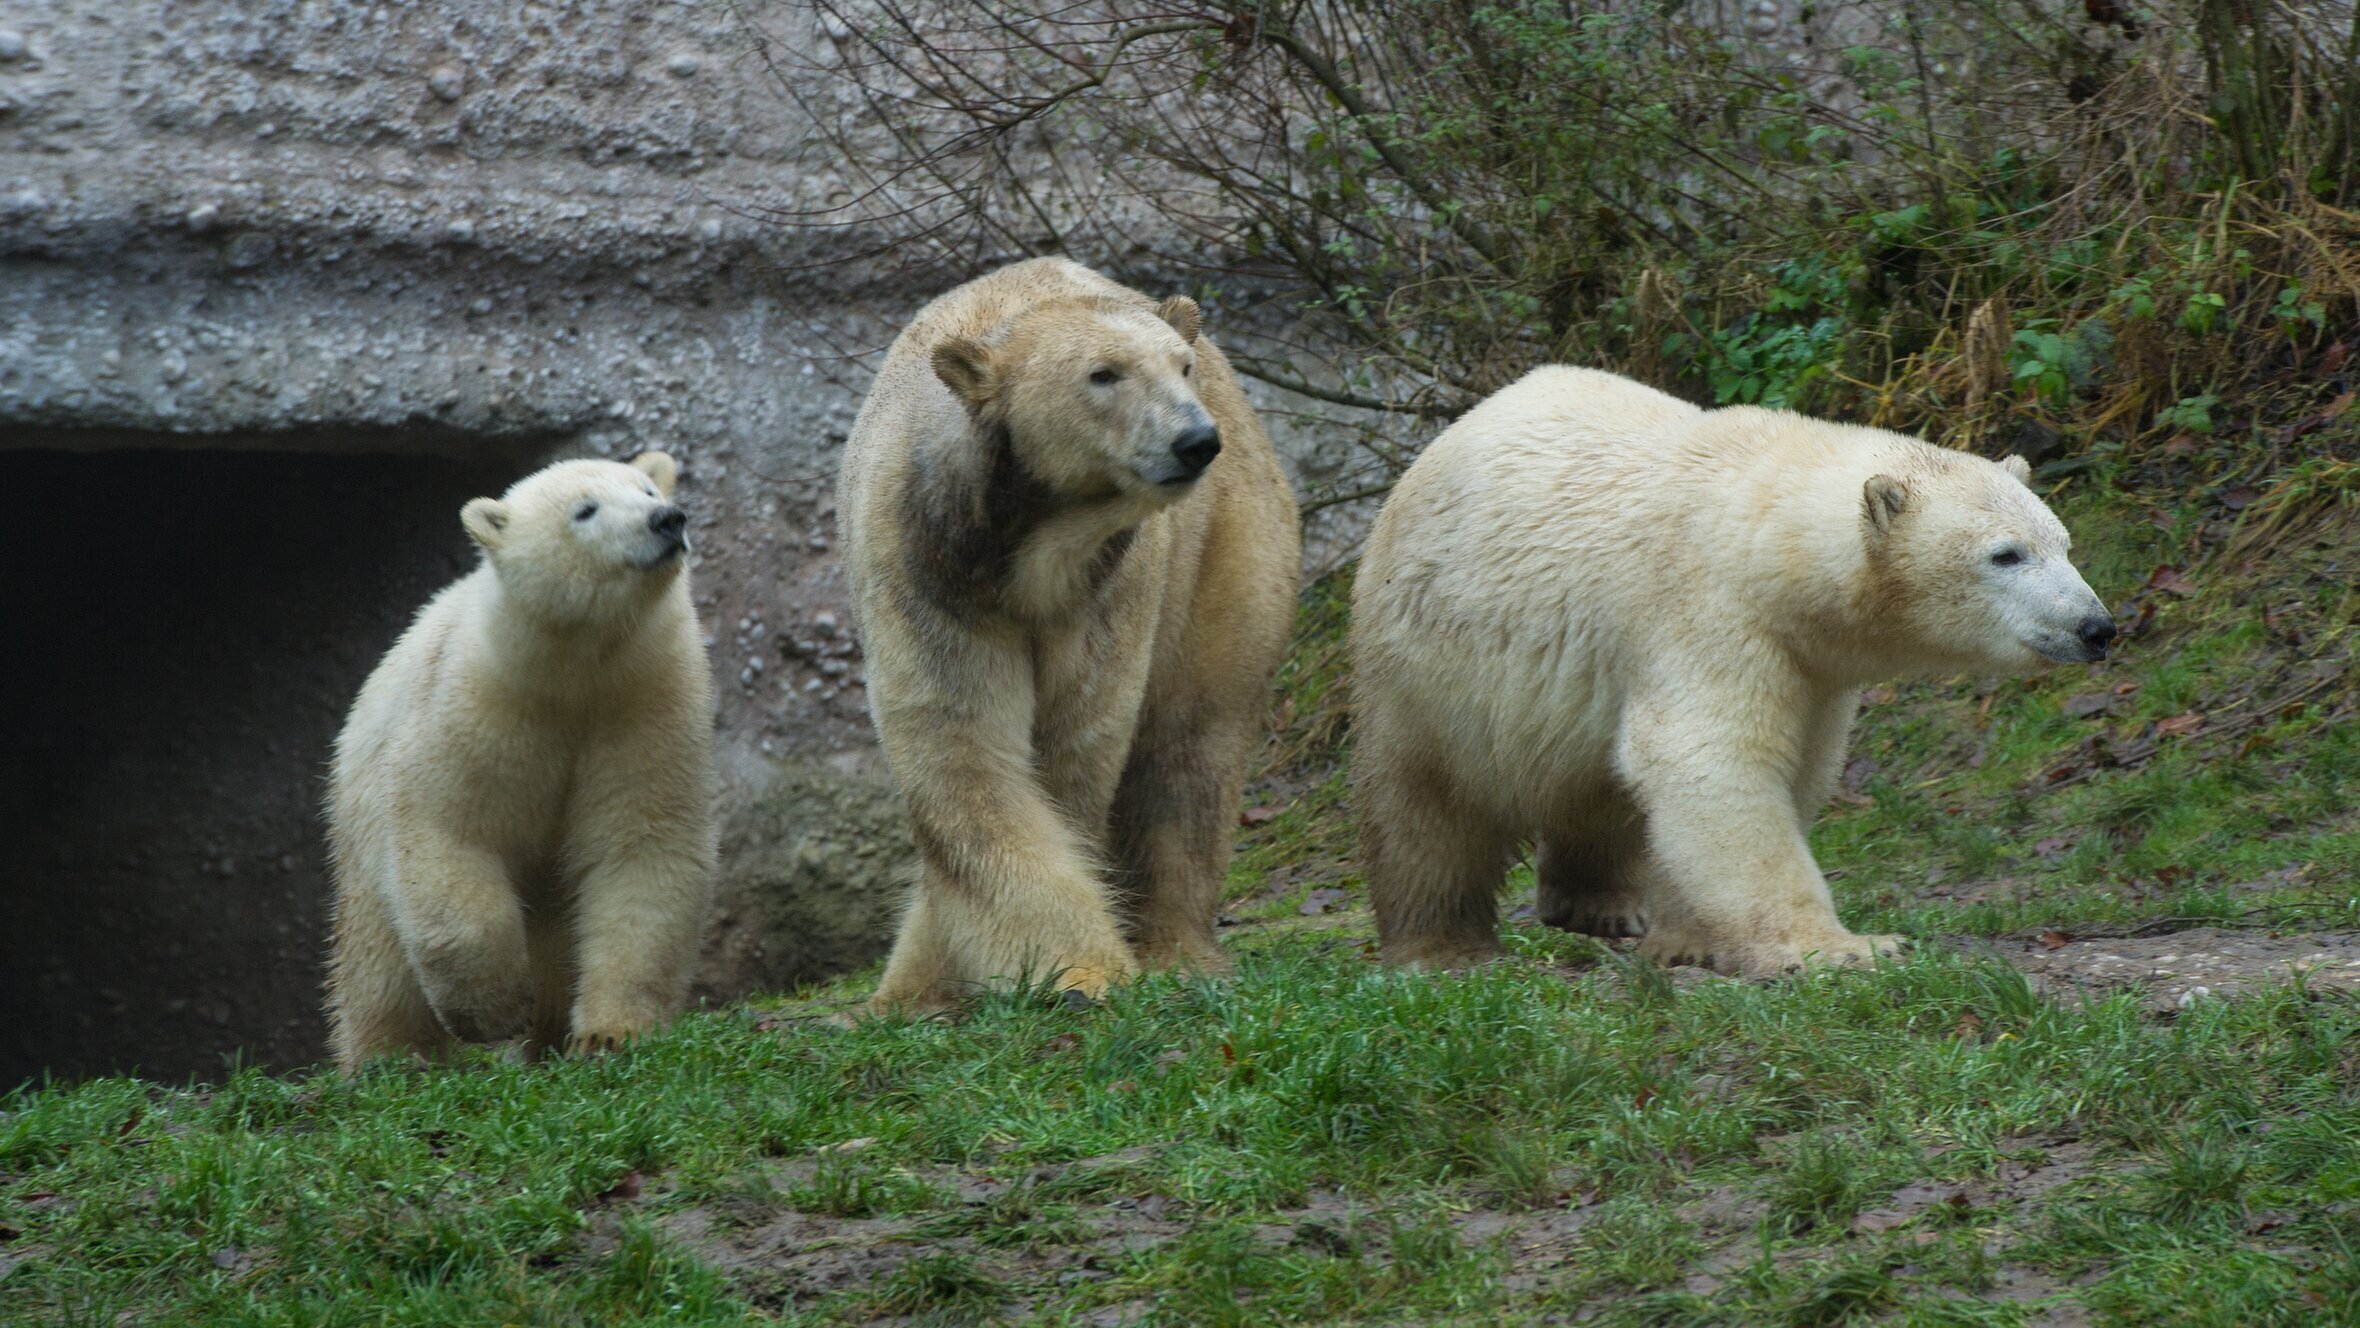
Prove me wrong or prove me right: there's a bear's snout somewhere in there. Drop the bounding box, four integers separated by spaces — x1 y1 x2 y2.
2077 612 2117 659
1169 423 1222 480
648 505 688 546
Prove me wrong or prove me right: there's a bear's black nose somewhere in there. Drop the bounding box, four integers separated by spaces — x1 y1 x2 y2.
1170 423 1222 477
2078 613 2117 655
649 505 687 542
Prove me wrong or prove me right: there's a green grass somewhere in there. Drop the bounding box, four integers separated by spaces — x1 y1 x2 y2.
5 492 2357 1325
7 938 2360 1323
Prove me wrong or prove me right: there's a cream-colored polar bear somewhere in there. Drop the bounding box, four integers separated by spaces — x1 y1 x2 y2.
325 452 716 1069
840 257 1299 1013
1352 367 2113 976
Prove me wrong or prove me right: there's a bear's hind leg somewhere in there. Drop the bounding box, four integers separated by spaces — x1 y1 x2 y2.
1535 787 1652 938
1109 709 1252 975
1535 840 1649 939
1359 740 1514 970
326 882 451 1071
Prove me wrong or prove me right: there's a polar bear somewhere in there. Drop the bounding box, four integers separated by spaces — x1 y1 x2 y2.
1352 367 2113 976
839 257 1299 1013
325 452 717 1069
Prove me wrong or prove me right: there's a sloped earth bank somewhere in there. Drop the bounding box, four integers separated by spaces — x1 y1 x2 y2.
651 1137 2121 1325
643 920 2360 1326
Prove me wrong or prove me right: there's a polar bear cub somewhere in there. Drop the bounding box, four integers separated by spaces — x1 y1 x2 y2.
325 452 717 1068
1352 367 2113 976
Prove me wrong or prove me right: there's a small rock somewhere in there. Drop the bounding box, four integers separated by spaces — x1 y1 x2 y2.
698 217 723 242
226 232 272 269
186 203 221 234
0 31 26 62
445 218 475 242
427 63 466 102
2177 986 2211 1009
209 1247 239 1270
159 351 187 384
665 50 702 77
813 611 839 634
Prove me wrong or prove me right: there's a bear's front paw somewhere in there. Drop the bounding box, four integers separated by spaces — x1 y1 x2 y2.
1641 928 1906 976
1053 955 1138 1001
567 1026 646 1056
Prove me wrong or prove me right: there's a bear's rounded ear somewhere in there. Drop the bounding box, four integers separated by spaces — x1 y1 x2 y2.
1156 295 1203 345
631 450 679 497
2000 454 2032 484
932 336 998 408
461 498 510 551
1862 475 1909 535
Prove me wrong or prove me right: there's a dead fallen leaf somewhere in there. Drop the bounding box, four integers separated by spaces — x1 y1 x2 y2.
2039 930 2072 950
2161 434 2199 457
2155 711 2206 739
818 1137 876 1154
1862 686 1897 705
2327 390 2355 416
2033 835 2074 860
1041 1032 1083 1055
1239 805 1280 828
1299 887 1350 916
2146 566 2198 596
1106 1079 1138 1096
2061 692 2113 719
598 1171 645 1203
2319 342 2350 375
209 1247 240 1270
2220 485 2260 511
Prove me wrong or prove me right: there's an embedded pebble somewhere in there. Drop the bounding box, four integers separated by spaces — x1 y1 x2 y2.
428 64 466 102
813 611 839 635
0 31 25 62
2177 985 2211 1009
445 218 475 242
186 203 221 234
698 217 723 241
666 50 702 77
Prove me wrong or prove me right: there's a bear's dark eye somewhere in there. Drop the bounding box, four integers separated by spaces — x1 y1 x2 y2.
1990 548 2024 567
1181 361 1193 377
574 501 599 522
1090 367 1120 386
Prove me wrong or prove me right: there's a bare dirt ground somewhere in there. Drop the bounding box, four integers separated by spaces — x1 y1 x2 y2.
1964 926 2360 1011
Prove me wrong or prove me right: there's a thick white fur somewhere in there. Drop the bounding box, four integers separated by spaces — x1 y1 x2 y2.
325 452 717 1068
839 258 1298 1013
1353 367 2110 975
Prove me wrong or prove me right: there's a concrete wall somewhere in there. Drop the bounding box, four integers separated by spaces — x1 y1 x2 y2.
0 0 942 1080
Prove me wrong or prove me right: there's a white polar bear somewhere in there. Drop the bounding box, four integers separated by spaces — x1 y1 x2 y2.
1352 367 2113 976
325 452 717 1068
